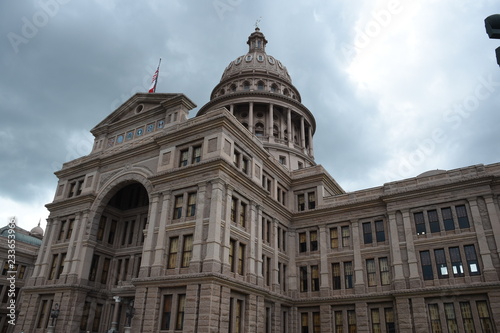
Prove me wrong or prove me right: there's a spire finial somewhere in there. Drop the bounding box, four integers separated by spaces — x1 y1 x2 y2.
255 17 262 30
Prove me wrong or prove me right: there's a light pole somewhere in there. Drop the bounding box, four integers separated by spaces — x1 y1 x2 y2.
484 14 500 66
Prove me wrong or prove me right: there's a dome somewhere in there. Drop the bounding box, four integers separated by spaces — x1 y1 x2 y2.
30 221 44 237
220 28 292 84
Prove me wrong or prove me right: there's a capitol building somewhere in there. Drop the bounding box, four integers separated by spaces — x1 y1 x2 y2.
5 28 500 332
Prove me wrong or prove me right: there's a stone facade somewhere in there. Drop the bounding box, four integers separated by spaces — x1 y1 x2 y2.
14 29 500 332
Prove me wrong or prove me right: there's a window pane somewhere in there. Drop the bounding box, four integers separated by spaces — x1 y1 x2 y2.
434 249 448 278
379 257 390 285
441 207 455 231
459 302 475 333
428 210 440 233
449 247 464 277
371 309 381 333
332 263 341 290
464 245 480 275
428 304 442 333
375 220 385 242
476 301 494 333
456 205 470 229
444 303 458 333
330 228 338 249
420 251 434 280
414 212 426 235
161 295 172 330
366 259 376 286
344 262 353 289
363 222 372 244
310 231 318 251
341 226 350 247
167 237 179 269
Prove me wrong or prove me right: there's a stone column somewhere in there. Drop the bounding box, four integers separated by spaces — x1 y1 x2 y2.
272 219 280 291
401 210 421 288
248 202 258 284
320 304 332 333
387 211 405 289
229 104 234 115
355 302 368 333
197 282 223 332
139 193 160 277
352 221 365 293
308 125 314 157
484 195 500 257
68 211 89 278
300 117 306 149
319 225 330 291
110 296 121 332
249 102 254 134
190 183 207 273
468 197 496 280
38 218 58 279
268 103 274 141
203 181 224 272
287 108 292 147
151 192 171 276
395 297 413 332
222 185 233 274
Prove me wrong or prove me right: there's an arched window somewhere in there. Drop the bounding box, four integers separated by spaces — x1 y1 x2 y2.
283 88 290 97
271 84 278 93
230 84 237 92
243 81 250 91
255 123 265 137
219 89 225 96
257 81 265 91
273 125 279 138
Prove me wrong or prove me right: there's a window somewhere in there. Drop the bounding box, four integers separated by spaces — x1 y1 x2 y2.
371 309 381 333
464 245 480 275
36 299 52 329
300 266 308 292
428 210 440 233
366 259 376 286
310 231 318 251
414 212 426 235
175 294 186 330
330 228 338 249
100 258 110 284
375 220 385 242
97 216 106 241
167 237 179 269
230 240 245 275
428 304 442 333
173 195 183 219
161 295 172 330
341 226 350 247
239 202 246 227
363 222 372 244
108 219 117 244
299 232 307 253
332 263 341 290
88 254 99 282
449 247 464 277
334 311 343 333
92 304 103 332
385 308 396 333
300 312 320 333
444 303 458 333
192 146 201 163
66 218 74 240
297 191 316 211
263 256 271 286
58 220 66 240
420 250 434 280
347 310 356 332
311 265 319 291
181 235 193 268
298 194 305 211
308 193 316 209
456 205 470 228
435 248 449 278
460 302 475 333
344 262 353 289
48 254 58 280
80 302 90 331
279 156 286 165
255 123 265 136
379 257 390 285
442 207 455 231
229 297 244 333
179 149 189 167
187 193 196 217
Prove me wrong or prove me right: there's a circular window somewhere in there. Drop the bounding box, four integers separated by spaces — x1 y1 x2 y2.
278 61 283 69
241 112 248 118
235 57 242 65
268 56 275 65
245 54 253 62
257 55 264 62
135 104 144 113
256 112 264 118
230 84 237 92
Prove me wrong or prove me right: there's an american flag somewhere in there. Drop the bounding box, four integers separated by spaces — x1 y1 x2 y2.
149 59 161 93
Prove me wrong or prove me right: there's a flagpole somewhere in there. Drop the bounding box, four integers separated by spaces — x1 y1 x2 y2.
156 58 161 92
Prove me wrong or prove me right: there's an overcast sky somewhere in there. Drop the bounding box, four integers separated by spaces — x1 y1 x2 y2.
1 0 500 230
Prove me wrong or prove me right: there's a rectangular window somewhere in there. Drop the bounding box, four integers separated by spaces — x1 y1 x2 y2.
167 237 179 269
310 231 318 251
108 219 117 244
181 235 193 268
239 202 246 227
435 248 448 278
308 192 316 210
88 254 99 282
173 195 183 219
36 299 49 328
414 212 426 235
334 311 343 333
187 193 196 217
18 265 26 279
341 226 350 247
366 259 377 286
347 310 356 332
375 220 385 242
330 228 338 249
97 216 106 241
300 266 308 292
428 304 442 333
237 243 245 275
371 309 381 333
179 149 189 167
235 299 243 333
58 220 66 240
459 302 475 333
379 257 390 285
428 210 440 233
298 194 305 211
231 198 237 222
301 312 309 333
464 245 480 275
192 146 202 163
420 250 434 280
175 294 186 330
161 295 172 330
456 205 470 229
362 222 372 244
80 302 90 331
442 207 455 231
476 301 494 332
449 247 464 277
57 254 66 279
100 257 110 284
332 263 341 290
344 261 353 289
66 219 74 240
299 232 307 253
311 265 319 291
230 240 236 273
48 254 58 280
313 312 320 333
385 308 395 333
92 304 103 332
444 303 458 333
